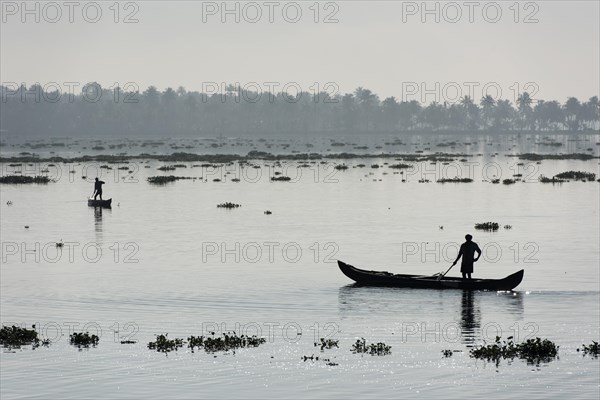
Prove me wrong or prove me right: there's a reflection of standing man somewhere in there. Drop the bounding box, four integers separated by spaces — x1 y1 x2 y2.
93 178 105 200
452 234 482 280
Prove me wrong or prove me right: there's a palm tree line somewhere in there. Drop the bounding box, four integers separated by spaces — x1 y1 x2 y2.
1 84 598 136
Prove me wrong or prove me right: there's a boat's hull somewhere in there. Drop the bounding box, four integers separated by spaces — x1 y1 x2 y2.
88 198 112 208
338 261 523 291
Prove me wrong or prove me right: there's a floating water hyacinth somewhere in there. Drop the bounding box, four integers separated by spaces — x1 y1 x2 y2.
351 338 391 356
539 175 566 183
0 325 50 349
188 332 266 353
217 202 241 209
69 332 99 348
271 176 292 181
314 338 339 350
578 341 599 357
437 177 473 183
147 176 192 184
388 163 411 169
553 171 596 181
0 175 51 184
474 222 499 231
470 336 559 366
147 334 184 353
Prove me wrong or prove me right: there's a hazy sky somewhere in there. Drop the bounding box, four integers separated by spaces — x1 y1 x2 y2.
1 0 599 104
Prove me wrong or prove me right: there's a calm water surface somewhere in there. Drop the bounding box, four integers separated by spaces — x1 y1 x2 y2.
1 134 599 399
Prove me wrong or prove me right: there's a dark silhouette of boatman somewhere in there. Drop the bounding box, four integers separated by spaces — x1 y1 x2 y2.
93 178 105 200
452 234 481 280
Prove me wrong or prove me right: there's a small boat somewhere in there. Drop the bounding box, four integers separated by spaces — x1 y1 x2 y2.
338 260 523 291
87 198 112 208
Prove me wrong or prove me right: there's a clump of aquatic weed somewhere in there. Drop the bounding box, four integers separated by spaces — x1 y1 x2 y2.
188 331 266 353
474 222 499 231
147 334 184 353
147 175 192 184
217 202 241 209
0 325 50 349
315 338 339 350
437 177 473 183
0 175 51 184
351 338 391 356
502 178 516 185
553 171 596 181
578 341 599 357
69 332 99 348
301 354 339 366
470 336 559 366
442 349 454 357
539 175 566 183
271 176 292 181
389 163 412 169
513 153 597 161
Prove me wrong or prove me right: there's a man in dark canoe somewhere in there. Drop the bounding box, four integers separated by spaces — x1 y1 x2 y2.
93 178 105 200
452 234 482 280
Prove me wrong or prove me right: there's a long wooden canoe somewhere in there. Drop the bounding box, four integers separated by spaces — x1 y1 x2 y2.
88 198 112 208
338 260 524 291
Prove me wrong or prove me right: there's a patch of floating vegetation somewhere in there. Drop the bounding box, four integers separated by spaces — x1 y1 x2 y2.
504 225 512 229
442 349 456 358
315 338 339 350
351 338 392 356
539 176 566 183
157 165 176 171
554 171 596 181
0 325 50 349
147 176 192 184
70 332 99 348
264 210 272 215
475 222 499 231
301 354 338 366
217 202 241 209
578 341 599 357
334 164 349 170
470 336 559 366
437 177 473 183
502 179 516 185
513 153 598 161
389 163 412 169
188 332 266 353
147 334 184 353
0 175 51 184
271 176 292 181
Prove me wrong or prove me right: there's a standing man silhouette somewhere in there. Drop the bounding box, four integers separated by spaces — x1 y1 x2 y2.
93 178 105 200
452 234 482 280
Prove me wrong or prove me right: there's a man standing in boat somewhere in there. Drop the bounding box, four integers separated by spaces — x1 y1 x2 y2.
93 178 105 200
452 234 481 280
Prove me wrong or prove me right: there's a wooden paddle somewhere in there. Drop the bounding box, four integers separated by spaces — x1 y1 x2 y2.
436 263 455 281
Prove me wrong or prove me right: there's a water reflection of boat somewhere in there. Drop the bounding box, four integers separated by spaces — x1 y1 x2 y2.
338 285 524 346
460 290 480 346
92 205 110 238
